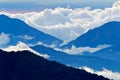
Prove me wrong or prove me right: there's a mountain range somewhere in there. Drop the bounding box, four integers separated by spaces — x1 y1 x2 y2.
0 14 120 79
59 21 120 72
0 14 63 47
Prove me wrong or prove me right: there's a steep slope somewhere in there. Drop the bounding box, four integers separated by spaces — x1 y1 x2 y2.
31 45 120 72
0 49 109 80
0 14 63 46
63 21 120 48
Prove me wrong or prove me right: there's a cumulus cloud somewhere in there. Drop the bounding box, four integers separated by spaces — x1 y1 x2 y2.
54 44 111 55
0 33 10 47
2 41 49 58
1 0 120 42
81 66 120 80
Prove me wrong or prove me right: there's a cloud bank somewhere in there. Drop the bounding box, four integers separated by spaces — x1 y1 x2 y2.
0 33 10 48
1 1 120 42
82 66 120 80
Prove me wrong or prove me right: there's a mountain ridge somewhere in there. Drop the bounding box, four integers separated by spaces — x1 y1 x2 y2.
0 14 63 46
0 49 109 80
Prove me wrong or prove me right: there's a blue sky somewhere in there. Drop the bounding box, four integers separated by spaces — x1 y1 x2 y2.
0 0 118 12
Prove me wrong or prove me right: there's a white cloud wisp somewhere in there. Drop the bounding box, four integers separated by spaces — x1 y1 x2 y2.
82 66 120 80
54 44 111 55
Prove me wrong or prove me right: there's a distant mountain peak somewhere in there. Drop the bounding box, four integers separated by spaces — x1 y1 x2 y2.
62 21 120 48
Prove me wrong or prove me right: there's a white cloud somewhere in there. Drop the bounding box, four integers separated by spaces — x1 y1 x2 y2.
1 1 120 42
29 42 111 55
2 41 49 58
54 44 111 55
17 35 34 40
0 33 10 47
81 66 120 80
28 42 111 55
113 0 120 7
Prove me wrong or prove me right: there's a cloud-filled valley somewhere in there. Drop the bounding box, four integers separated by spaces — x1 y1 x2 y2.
1 0 120 42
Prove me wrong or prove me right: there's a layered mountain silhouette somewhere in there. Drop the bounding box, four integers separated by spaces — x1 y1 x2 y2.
35 21 120 72
31 45 120 72
85 45 120 62
0 14 119 79
0 14 63 46
62 21 120 48
0 49 109 80
59 21 120 72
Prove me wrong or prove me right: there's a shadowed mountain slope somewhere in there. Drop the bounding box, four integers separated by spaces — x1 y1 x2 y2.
0 49 109 80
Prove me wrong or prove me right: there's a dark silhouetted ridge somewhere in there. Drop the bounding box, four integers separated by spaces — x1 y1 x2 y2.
0 49 109 80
